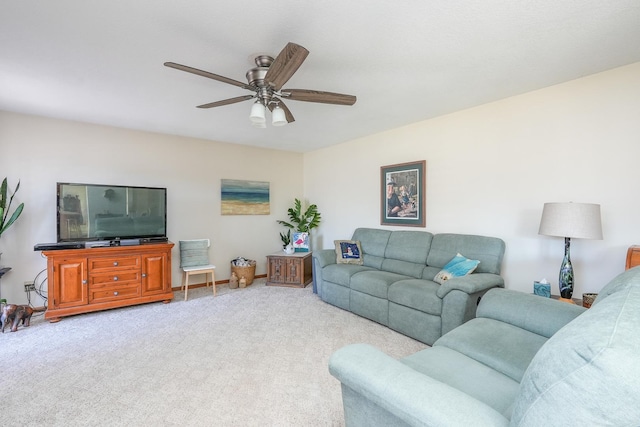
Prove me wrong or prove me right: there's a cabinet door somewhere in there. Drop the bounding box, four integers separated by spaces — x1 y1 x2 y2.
269 257 285 283
285 258 302 285
51 257 88 309
141 252 168 295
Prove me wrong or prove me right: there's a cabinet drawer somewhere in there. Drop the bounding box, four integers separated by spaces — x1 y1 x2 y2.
90 270 140 286
89 282 140 303
89 256 140 272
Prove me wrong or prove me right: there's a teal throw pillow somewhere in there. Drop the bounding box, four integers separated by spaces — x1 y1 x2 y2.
433 253 480 284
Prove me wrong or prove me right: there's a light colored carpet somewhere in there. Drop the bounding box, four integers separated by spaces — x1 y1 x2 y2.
1 279 426 426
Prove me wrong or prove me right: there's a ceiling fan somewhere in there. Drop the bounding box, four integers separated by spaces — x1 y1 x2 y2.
164 42 356 127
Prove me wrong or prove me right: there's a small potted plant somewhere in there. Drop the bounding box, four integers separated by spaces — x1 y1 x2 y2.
280 229 294 254
0 177 24 305
277 198 321 252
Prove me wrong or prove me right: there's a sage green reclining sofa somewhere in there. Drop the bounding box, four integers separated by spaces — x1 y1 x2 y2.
312 228 505 345
329 267 640 426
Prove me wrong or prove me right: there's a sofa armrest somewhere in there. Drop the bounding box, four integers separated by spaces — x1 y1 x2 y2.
477 288 586 338
436 273 504 299
329 344 509 427
314 248 337 268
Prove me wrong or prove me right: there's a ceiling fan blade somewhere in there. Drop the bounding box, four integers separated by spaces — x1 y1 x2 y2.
268 100 295 123
197 95 254 109
281 89 356 106
264 42 309 91
164 62 252 90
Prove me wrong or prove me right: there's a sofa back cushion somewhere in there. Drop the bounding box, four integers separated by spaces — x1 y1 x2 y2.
592 265 640 304
381 230 433 278
510 269 640 426
352 228 391 269
427 233 505 275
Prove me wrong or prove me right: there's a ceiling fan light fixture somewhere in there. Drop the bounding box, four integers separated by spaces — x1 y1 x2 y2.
166 42 356 127
249 101 266 123
271 105 287 127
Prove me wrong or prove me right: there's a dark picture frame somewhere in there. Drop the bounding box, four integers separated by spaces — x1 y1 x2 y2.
380 160 426 227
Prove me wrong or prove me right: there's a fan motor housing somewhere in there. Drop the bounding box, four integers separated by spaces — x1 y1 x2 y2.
246 67 268 87
246 55 274 88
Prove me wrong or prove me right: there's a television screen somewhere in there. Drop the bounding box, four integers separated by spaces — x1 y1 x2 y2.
57 182 167 242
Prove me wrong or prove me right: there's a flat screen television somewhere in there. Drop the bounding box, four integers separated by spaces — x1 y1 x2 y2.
57 182 167 243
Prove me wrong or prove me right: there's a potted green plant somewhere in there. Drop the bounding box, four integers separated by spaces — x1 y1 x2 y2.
279 229 292 249
277 198 321 252
0 177 24 305
0 177 24 239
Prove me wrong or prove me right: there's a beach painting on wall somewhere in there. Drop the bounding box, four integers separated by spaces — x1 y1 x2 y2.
221 179 270 215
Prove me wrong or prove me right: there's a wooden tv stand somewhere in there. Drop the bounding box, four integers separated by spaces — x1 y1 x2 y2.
43 242 174 322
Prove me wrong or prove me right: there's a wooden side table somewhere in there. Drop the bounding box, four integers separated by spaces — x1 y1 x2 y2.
551 295 583 307
266 252 312 288
626 245 640 270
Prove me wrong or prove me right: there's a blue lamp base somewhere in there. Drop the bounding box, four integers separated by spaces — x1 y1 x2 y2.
559 237 574 299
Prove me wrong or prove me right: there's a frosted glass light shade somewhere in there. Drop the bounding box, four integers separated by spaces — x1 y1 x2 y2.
249 102 266 123
271 105 287 126
538 202 603 240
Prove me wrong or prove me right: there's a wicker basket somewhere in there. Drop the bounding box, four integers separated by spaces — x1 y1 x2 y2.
230 262 256 286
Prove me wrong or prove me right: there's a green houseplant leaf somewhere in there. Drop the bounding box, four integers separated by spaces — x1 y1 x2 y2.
0 178 25 238
277 198 322 233
279 229 291 247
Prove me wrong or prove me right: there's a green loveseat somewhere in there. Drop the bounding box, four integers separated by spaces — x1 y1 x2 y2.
329 266 640 426
312 228 506 345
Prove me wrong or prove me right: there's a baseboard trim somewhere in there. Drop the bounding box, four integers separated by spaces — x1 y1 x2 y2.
171 274 266 292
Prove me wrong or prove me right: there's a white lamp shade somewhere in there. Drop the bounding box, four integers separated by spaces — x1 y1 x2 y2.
249 102 266 123
271 105 287 126
538 202 603 240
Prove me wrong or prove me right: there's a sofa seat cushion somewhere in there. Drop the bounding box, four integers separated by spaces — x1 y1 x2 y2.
388 279 442 315
350 270 411 299
434 317 548 382
322 263 374 287
401 346 519 417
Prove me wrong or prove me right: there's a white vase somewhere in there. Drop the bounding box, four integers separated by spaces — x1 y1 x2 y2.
284 244 294 254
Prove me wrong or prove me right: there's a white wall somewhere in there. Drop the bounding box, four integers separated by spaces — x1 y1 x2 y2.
0 112 304 305
2 62 638 306
304 62 640 296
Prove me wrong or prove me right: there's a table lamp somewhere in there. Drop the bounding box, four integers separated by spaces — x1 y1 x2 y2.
538 202 603 300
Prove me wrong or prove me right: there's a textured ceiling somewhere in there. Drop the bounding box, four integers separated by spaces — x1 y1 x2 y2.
1 1 639 152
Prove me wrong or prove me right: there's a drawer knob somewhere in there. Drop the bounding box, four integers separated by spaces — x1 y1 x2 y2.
142 273 147 278
113 276 118 281
113 262 118 266
114 291 119 296
82 280 87 285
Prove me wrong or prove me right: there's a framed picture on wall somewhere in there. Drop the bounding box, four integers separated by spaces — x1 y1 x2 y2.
380 160 426 227
292 232 309 252
220 179 270 215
